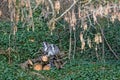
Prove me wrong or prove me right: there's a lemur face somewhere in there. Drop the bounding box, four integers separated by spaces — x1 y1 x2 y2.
42 42 49 54
42 42 48 52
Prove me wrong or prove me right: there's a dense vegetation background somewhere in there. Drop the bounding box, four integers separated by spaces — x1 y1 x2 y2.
0 0 120 79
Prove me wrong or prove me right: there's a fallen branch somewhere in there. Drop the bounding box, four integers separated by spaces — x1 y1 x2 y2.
20 56 42 70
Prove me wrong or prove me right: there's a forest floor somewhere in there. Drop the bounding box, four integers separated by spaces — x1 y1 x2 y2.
0 54 120 80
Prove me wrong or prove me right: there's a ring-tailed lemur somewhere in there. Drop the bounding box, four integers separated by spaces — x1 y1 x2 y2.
42 42 60 56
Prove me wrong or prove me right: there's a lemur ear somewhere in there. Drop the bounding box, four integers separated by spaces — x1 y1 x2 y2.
43 42 50 46
42 42 47 47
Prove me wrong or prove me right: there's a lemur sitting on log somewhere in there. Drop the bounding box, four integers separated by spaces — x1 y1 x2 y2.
42 42 60 56
41 42 63 69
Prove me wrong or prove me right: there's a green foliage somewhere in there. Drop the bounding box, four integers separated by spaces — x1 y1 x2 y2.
104 20 120 59
0 2 120 79
0 55 120 80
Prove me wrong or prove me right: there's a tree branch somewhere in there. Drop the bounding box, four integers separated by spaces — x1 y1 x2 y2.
55 0 78 21
48 0 55 16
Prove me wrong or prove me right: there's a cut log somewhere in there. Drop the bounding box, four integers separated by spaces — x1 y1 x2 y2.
43 64 51 70
33 63 42 71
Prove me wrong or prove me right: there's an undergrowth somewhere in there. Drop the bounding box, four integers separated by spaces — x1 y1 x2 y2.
0 54 120 80
0 14 120 80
